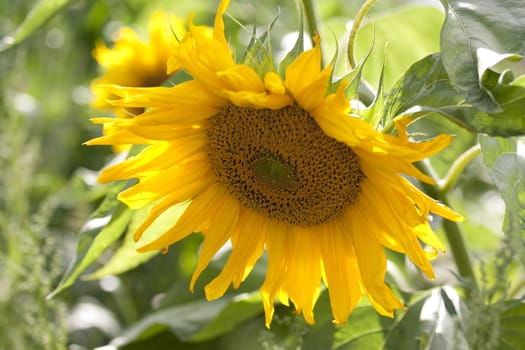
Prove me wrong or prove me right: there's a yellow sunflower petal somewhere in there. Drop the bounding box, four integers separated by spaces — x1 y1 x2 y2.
260 220 290 328
218 65 292 108
98 138 205 182
347 206 405 317
320 219 362 324
173 10 235 93
399 177 464 222
414 224 447 255
126 123 206 141
368 132 453 162
285 226 322 324
358 178 437 278
118 158 210 210
285 37 331 111
284 36 322 94
130 108 214 126
217 65 265 92
191 188 240 292
137 183 223 252
214 0 230 46
264 72 286 95
133 193 188 242
313 108 377 148
84 127 149 146
100 80 225 110
223 90 292 109
204 209 266 299
358 153 436 184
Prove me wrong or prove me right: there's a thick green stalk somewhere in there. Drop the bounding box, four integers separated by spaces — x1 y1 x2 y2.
441 203 478 291
300 0 321 45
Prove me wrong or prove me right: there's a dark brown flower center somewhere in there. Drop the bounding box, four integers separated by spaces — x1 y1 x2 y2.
206 104 365 226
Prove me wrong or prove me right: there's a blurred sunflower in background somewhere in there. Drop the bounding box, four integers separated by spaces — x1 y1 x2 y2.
90 11 185 152
87 0 462 327
91 11 186 113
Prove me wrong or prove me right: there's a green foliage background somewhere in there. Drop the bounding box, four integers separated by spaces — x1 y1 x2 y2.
0 0 524 349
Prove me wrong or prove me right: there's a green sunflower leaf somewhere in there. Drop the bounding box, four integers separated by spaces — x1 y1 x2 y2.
118 330 217 350
479 136 525 268
82 215 157 281
109 299 228 347
331 307 394 350
359 50 386 129
47 180 133 299
190 293 263 342
333 40 374 105
440 0 525 113
385 53 525 136
384 287 468 350
354 6 443 91
384 54 458 122
109 293 262 347
499 301 525 350
84 202 188 280
0 0 77 52
301 290 395 350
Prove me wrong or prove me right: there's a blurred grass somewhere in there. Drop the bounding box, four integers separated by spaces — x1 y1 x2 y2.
0 1 107 348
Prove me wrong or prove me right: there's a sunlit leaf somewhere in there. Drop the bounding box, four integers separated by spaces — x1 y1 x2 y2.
355 6 443 91
428 105 525 137
0 0 77 52
332 306 394 350
110 293 261 347
83 218 155 281
119 331 217 350
85 203 188 280
359 51 386 129
385 53 525 136
384 54 458 121
332 42 375 105
191 293 263 341
110 299 227 347
479 136 525 268
440 0 525 113
47 181 132 299
301 290 395 350
384 287 468 350
499 301 525 350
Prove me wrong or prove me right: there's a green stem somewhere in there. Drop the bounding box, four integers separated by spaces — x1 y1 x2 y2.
347 0 377 68
300 0 321 46
417 161 478 293
441 208 478 292
438 144 481 193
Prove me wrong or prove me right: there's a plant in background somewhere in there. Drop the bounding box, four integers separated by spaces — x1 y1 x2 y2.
1 0 524 349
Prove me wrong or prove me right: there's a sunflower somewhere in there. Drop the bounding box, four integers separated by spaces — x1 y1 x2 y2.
87 0 462 326
91 11 185 117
